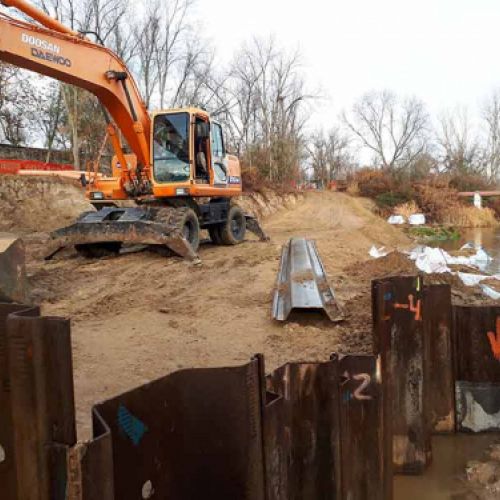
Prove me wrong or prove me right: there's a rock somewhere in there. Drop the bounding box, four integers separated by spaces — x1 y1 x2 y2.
466 460 499 485
0 234 27 303
489 444 500 461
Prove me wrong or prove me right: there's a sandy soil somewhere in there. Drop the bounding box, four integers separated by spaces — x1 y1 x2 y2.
20 190 410 439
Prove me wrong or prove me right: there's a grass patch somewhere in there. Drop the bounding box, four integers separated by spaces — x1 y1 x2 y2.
408 226 461 241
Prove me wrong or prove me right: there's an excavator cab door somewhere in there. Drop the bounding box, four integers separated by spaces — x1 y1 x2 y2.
211 121 228 186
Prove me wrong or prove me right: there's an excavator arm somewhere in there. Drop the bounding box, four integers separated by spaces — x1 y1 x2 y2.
0 0 151 184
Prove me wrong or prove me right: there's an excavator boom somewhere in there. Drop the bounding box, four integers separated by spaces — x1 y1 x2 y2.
0 1 150 168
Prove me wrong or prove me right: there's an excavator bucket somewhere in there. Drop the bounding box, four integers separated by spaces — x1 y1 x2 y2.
245 215 270 241
45 207 199 261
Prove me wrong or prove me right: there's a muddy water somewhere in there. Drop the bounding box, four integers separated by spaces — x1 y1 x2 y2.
394 434 499 499
439 227 500 274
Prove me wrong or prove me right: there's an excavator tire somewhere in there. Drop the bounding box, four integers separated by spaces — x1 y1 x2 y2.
220 205 246 245
153 206 200 253
75 242 122 258
208 225 223 245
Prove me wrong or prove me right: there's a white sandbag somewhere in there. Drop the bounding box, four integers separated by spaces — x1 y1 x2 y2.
458 272 488 287
414 247 451 274
369 246 388 258
388 215 405 225
481 285 500 300
408 213 426 225
470 248 492 263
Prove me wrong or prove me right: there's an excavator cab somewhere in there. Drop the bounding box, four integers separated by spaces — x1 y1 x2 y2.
88 108 242 203
147 108 242 199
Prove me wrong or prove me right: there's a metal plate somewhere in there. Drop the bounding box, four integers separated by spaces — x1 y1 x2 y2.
338 354 390 500
0 236 27 303
264 360 341 500
372 276 430 474
423 284 455 433
272 238 343 321
453 305 500 383
92 357 266 500
2 304 75 500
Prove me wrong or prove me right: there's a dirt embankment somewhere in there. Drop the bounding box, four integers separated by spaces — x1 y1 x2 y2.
0 175 91 233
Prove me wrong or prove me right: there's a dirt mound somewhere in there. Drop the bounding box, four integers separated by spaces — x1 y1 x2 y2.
345 251 415 280
0 175 92 233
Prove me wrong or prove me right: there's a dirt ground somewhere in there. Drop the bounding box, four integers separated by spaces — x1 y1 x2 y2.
13 190 409 439
4 180 494 446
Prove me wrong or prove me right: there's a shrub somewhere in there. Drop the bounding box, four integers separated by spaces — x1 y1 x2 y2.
448 173 496 193
485 197 500 218
354 168 396 198
394 200 420 218
413 179 459 223
440 206 498 228
375 192 413 210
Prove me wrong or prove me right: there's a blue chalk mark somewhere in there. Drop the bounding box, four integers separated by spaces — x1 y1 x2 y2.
117 405 148 446
383 292 393 301
343 392 352 402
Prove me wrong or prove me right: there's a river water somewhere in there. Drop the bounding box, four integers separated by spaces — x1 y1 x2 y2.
439 227 500 275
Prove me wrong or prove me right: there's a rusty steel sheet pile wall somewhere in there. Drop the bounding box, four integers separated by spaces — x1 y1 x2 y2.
454 305 500 432
372 275 431 474
0 303 76 500
423 285 455 433
264 360 342 499
92 357 267 500
1 302 390 500
0 236 28 304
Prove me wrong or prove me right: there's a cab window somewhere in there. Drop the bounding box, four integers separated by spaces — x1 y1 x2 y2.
153 112 190 183
211 123 225 157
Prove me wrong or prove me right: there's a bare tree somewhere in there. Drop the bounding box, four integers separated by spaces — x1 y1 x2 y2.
343 90 429 171
438 106 482 175
209 38 313 183
309 126 352 186
155 0 193 108
0 63 35 145
133 7 161 108
481 90 500 181
34 80 67 161
33 0 131 167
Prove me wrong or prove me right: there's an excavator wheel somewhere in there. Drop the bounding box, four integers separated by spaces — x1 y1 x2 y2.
75 242 122 258
208 225 223 245
151 206 201 253
178 208 200 252
220 205 246 245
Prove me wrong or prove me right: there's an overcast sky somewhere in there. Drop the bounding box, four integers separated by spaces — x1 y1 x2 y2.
195 0 500 131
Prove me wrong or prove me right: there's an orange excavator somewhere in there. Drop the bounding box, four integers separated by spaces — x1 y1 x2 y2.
0 0 267 260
